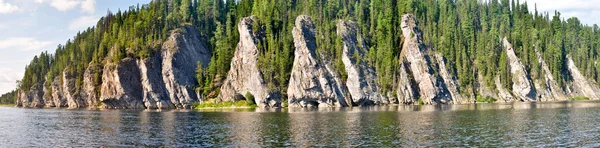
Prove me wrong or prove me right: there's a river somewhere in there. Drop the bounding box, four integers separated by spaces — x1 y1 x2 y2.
1 101 600 147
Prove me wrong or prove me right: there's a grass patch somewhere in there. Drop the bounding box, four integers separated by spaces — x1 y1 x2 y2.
195 100 257 109
476 95 497 103
569 96 590 101
0 104 15 107
417 99 425 105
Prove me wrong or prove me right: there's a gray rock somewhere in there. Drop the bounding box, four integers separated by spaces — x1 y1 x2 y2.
495 76 515 102
219 16 281 108
502 37 536 101
99 58 144 109
566 56 600 99
396 61 418 104
434 53 468 104
161 26 211 109
400 14 450 104
16 85 44 108
80 63 100 108
50 77 68 107
287 15 348 107
533 45 567 101
138 53 174 109
337 20 384 106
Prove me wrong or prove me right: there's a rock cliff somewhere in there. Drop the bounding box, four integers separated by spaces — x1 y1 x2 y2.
287 15 349 107
16 85 44 108
434 54 468 104
502 38 536 101
161 26 211 109
566 56 600 99
396 61 419 104
99 58 144 109
534 46 567 101
218 16 281 108
80 63 100 108
50 77 68 107
138 53 174 109
337 20 384 106
399 14 451 104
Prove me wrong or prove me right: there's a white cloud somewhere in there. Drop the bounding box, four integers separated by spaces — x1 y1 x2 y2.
80 0 95 13
0 68 22 94
524 0 600 25
69 15 98 31
36 0 95 13
0 0 19 14
0 37 53 51
50 0 80 11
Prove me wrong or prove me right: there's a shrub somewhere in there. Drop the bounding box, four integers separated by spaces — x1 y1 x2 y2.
245 92 255 105
417 99 425 105
476 95 497 103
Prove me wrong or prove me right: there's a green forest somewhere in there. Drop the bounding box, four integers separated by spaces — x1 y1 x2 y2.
5 0 600 103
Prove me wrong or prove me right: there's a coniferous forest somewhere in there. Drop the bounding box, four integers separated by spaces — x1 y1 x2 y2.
6 0 600 105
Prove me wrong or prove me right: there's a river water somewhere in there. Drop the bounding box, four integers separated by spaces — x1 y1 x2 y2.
2 101 600 147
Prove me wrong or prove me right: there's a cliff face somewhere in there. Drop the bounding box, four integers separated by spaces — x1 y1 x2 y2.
161 26 211 109
16 85 44 108
218 16 281 108
502 38 536 101
566 56 600 99
99 58 145 109
16 26 211 109
534 46 567 101
50 77 68 107
396 61 419 104
80 63 100 108
337 20 385 106
399 14 453 104
434 54 468 104
138 53 173 109
287 15 349 107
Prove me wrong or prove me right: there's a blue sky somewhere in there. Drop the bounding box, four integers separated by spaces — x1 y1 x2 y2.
0 0 598 94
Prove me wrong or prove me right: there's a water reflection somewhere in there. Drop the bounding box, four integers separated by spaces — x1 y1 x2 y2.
2 101 600 147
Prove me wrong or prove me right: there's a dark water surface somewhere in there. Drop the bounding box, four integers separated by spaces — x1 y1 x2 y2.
2 101 600 147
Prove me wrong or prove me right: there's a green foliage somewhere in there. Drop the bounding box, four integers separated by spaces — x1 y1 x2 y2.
476 95 497 103
194 100 257 109
569 96 590 101
417 99 425 105
244 92 256 105
0 90 17 104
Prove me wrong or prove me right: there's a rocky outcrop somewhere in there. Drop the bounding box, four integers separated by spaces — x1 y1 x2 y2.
80 63 100 108
396 61 419 104
434 54 468 104
219 16 280 108
476 73 499 100
566 56 600 99
495 76 514 101
534 46 567 101
287 15 348 108
16 84 45 108
502 37 536 101
99 58 144 109
138 53 174 109
50 77 68 107
161 26 211 109
399 14 451 104
337 20 384 106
